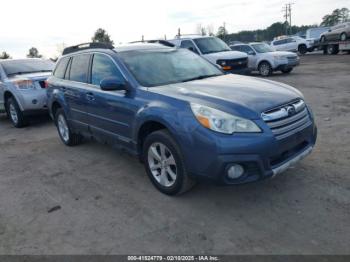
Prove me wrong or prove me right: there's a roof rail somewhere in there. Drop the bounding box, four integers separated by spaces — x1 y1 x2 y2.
129 39 175 47
62 42 114 55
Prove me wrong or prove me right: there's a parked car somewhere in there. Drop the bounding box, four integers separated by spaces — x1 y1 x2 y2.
47 42 317 195
0 59 54 127
168 35 251 75
230 42 299 76
271 36 311 54
320 22 350 42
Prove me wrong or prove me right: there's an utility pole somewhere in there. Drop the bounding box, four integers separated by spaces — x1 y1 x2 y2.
223 22 226 42
282 3 294 35
283 4 289 35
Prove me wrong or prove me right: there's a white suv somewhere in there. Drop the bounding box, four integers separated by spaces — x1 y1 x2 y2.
231 42 299 76
271 36 311 54
168 35 251 75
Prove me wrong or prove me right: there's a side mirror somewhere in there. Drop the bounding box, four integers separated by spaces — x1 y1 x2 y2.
248 51 256 55
328 29 331 32
100 77 128 91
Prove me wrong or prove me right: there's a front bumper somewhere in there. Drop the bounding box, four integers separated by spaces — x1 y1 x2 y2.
274 60 300 71
225 67 252 75
183 121 317 185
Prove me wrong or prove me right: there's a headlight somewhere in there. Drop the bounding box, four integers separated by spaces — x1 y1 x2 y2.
190 103 261 134
13 80 36 90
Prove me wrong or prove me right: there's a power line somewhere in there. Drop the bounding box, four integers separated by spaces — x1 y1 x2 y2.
282 3 295 35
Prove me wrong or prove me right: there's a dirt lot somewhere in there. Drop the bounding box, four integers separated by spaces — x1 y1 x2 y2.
0 54 349 255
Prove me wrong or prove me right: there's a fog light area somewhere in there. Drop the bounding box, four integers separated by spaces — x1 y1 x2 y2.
227 164 245 179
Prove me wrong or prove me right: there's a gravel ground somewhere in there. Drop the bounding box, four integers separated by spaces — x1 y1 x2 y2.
0 54 349 255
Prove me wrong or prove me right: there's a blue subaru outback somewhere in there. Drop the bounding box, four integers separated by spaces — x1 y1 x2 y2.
47 42 317 195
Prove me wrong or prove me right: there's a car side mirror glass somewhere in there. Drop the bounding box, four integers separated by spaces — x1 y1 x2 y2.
100 77 128 91
248 51 256 55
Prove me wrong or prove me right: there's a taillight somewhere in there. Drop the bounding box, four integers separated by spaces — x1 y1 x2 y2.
44 80 49 88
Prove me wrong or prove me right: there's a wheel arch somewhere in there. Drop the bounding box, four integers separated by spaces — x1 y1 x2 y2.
135 118 176 155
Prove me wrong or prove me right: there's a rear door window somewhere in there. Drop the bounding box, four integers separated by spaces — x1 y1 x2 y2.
69 54 90 83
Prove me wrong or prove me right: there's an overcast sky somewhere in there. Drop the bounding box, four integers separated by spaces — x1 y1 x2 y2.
0 0 349 58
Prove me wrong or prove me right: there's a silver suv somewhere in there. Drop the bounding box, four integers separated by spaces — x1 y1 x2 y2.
230 42 299 76
0 59 54 127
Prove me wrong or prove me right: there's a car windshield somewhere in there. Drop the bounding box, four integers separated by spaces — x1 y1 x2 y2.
251 43 274 53
193 37 232 54
118 48 223 87
2 59 54 76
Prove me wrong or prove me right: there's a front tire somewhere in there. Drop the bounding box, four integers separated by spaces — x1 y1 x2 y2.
298 44 307 55
55 108 82 146
143 130 195 195
258 62 272 77
5 97 27 128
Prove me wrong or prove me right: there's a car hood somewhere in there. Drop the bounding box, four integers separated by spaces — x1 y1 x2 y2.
149 74 303 119
8 72 52 81
203 50 247 63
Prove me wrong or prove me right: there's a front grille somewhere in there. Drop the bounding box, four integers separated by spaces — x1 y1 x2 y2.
217 58 248 70
262 99 312 140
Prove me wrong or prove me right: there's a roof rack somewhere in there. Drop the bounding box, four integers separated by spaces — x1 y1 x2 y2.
62 42 114 55
129 40 175 47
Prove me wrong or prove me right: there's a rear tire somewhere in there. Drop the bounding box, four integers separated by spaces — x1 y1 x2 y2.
326 44 339 55
281 68 293 74
5 97 27 128
258 62 272 77
55 108 83 146
298 44 307 55
143 130 195 195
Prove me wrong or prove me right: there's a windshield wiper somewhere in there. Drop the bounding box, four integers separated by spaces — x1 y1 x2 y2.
181 74 220 83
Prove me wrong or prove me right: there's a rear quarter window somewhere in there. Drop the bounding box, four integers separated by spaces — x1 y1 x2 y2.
53 57 70 79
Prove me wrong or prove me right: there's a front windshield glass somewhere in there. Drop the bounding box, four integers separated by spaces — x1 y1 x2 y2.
193 37 231 54
251 43 274 53
2 59 54 76
118 48 223 87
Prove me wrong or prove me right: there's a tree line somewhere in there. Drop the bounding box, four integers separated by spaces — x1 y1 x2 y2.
1 7 348 59
217 7 349 43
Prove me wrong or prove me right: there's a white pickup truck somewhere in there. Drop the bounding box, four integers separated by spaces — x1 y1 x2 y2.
168 35 251 75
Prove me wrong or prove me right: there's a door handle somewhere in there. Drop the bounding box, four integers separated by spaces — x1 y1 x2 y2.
86 92 95 101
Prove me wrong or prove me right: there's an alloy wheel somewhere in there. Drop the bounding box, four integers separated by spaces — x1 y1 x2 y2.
9 103 18 125
147 142 177 187
260 64 270 76
57 114 70 142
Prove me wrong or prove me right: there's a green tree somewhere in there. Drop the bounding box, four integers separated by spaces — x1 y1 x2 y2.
92 28 114 45
321 8 349 26
216 26 228 40
27 47 42 58
0 51 11 59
